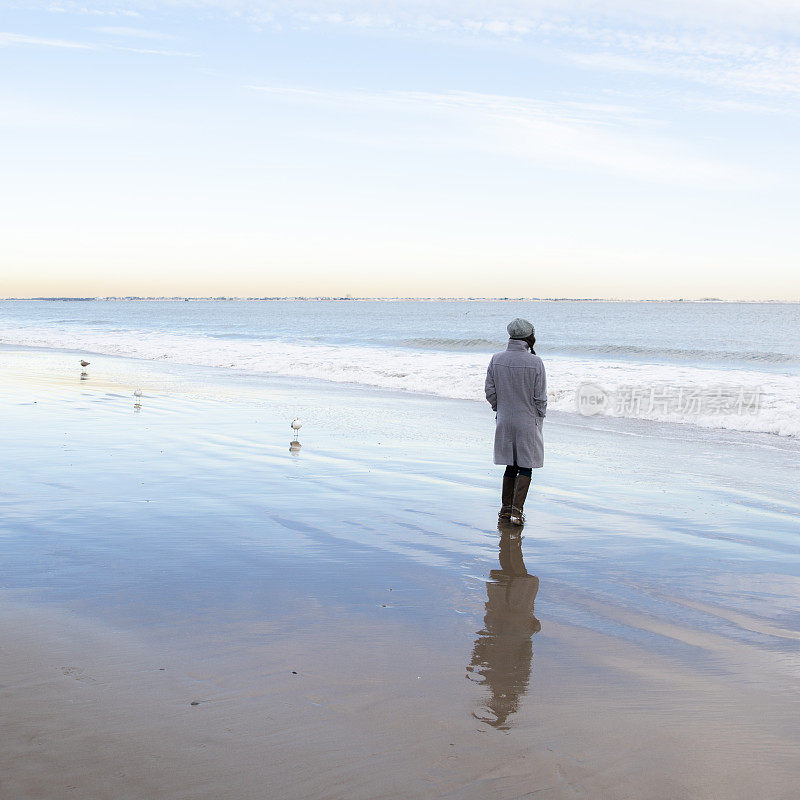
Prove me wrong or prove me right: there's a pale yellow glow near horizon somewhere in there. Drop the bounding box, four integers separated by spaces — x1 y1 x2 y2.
3 161 796 301
4 248 796 301
2 219 797 300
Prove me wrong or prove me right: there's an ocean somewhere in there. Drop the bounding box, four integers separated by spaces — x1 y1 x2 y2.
1 300 798 437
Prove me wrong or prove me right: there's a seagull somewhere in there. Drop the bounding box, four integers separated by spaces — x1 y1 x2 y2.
80 360 90 368
134 388 143 398
291 418 302 432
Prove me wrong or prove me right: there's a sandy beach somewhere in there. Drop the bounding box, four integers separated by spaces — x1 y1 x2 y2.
2 344 800 800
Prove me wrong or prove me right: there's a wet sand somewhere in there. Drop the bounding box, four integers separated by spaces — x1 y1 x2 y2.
2 346 800 799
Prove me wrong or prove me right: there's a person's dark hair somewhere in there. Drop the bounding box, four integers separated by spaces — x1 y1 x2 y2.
524 334 536 355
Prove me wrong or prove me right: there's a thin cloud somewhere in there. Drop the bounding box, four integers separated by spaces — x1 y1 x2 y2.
41 2 141 16
248 84 767 187
285 8 800 103
119 45 198 56
92 26 169 39
29 1 800 33
25 0 800 101
0 31 96 49
0 30 197 56
558 31 800 101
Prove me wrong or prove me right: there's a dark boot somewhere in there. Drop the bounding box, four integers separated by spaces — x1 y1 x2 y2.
499 474 515 520
509 474 531 525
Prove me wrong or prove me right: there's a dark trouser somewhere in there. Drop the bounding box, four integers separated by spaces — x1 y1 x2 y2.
503 464 532 479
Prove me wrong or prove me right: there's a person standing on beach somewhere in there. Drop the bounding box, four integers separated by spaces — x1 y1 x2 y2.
485 318 547 525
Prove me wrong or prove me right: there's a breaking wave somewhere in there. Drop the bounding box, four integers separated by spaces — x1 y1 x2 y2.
403 337 798 366
2 323 798 437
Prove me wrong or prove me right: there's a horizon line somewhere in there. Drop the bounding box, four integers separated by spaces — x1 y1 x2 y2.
1 296 799 304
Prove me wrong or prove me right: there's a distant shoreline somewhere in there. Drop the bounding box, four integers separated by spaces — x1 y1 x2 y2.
1 297 796 304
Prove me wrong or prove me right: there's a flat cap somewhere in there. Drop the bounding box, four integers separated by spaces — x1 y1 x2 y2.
507 318 535 339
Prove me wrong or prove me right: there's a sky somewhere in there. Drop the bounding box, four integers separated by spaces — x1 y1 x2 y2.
1 0 799 300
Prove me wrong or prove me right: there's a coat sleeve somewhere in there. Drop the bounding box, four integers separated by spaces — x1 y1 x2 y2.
485 359 497 411
533 362 547 417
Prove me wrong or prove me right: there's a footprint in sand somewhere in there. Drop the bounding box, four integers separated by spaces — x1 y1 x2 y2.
59 666 97 684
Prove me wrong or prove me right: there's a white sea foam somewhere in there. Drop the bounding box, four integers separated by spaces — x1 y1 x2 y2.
2 324 799 437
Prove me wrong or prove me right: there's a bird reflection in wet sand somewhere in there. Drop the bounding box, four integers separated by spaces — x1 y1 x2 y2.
289 418 302 455
466 521 541 730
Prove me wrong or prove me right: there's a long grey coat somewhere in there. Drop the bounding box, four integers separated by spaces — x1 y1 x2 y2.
485 340 547 468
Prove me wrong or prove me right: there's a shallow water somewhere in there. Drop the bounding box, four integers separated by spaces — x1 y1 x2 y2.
2 347 800 798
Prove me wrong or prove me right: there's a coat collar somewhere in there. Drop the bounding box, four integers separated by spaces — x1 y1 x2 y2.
506 339 528 351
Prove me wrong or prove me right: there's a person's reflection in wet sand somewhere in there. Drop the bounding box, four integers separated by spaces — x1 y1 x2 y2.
466 521 541 730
